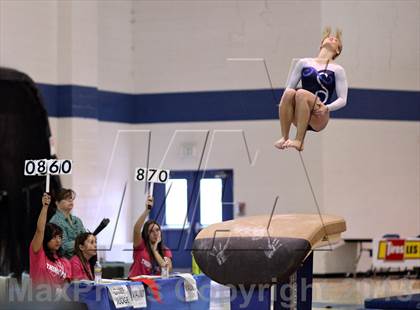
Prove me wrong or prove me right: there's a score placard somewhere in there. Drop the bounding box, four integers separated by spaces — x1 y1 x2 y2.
24 159 72 192
24 159 72 176
134 167 169 184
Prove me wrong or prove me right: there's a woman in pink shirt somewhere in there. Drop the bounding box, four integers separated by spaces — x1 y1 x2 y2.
70 232 97 281
129 196 172 277
30 193 72 287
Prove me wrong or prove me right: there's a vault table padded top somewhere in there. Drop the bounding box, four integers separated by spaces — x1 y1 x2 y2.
193 214 346 285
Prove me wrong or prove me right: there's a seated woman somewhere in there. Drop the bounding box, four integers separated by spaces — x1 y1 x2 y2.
129 196 173 277
30 193 72 287
49 188 86 258
70 232 97 281
274 27 348 151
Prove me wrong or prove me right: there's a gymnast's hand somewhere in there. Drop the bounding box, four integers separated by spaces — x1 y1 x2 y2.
313 104 329 116
42 193 51 208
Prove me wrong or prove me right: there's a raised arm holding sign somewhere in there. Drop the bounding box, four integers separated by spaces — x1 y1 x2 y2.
129 167 173 278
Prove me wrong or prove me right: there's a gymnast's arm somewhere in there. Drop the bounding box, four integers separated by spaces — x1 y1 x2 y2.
285 58 305 90
326 66 348 112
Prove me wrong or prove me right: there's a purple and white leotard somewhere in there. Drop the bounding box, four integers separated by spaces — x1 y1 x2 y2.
286 58 348 112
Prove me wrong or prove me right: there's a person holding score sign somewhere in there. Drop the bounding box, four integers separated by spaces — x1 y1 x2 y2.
30 193 72 287
129 195 173 277
25 159 90 258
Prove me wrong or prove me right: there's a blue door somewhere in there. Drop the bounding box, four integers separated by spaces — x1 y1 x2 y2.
150 169 233 269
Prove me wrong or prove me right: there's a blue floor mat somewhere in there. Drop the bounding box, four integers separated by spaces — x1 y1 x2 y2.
312 302 364 308
364 293 420 309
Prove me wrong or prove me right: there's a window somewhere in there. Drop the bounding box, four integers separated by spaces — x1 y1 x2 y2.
165 179 188 227
200 178 222 225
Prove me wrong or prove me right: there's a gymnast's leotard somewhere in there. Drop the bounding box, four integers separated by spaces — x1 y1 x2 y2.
286 58 348 112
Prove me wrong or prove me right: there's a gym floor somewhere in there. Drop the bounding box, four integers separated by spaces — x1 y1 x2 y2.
209 277 420 309
312 277 420 309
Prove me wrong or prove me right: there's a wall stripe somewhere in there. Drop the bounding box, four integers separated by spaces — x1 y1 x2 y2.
37 84 420 123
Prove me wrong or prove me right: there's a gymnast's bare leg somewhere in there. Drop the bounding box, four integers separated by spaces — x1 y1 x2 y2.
274 88 297 149
284 89 330 151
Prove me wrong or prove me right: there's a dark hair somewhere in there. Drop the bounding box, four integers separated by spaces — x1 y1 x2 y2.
43 223 63 262
142 220 165 268
55 188 76 202
74 232 96 280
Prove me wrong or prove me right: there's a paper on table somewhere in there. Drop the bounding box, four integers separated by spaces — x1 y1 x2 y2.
108 285 133 309
101 278 130 284
130 275 161 281
130 284 147 309
172 273 198 302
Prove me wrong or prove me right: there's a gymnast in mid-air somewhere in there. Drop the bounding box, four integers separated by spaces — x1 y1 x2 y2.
274 27 348 151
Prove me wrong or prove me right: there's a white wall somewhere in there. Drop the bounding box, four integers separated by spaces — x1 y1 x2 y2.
321 0 420 90
0 0 58 83
0 1 418 250
98 1 134 93
133 0 420 92
2 0 418 89
133 0 321 92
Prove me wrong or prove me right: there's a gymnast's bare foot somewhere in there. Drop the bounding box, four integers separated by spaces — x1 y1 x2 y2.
284 139 304 151
274 137 288 150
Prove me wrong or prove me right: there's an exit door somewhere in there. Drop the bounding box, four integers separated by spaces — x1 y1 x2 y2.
150 169 233 269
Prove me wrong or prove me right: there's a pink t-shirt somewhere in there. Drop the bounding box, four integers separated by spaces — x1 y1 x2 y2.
70 255 93 281
128 239 172 277
29 241 72 287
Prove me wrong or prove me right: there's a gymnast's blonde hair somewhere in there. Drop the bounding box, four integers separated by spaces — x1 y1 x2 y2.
321 26 343 59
